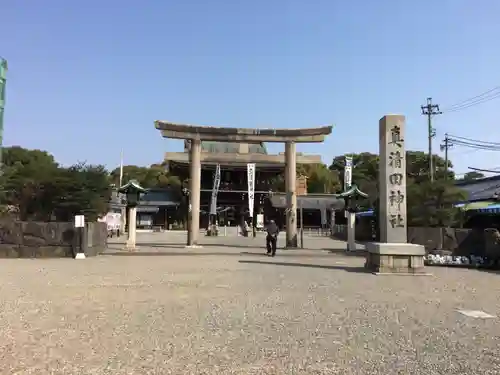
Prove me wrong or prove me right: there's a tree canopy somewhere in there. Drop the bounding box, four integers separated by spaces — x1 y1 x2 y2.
1 147 112 221
1 145 471 227
458 171 485 181
269 163 341 194
110 164 181 189
329 151 466 226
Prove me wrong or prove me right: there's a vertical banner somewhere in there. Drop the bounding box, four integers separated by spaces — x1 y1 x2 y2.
210 164 221 215
344 155 353 218
247 163 256 218
321 208 327 225
344 155 353 191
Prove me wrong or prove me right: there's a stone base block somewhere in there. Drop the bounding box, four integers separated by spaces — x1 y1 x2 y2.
365 242 429 275
185 245 203 249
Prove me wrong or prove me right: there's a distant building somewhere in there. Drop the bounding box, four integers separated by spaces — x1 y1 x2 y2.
164 141 343 229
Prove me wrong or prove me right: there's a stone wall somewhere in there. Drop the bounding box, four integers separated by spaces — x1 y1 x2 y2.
0 220 107 258
332 224 486 257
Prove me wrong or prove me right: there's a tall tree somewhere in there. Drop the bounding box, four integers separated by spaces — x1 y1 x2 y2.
407 180 467 227
1 147 60 220
0 147 112 221
110 164 181 189
297 163 340 193
329 153 379 206
269 163 340 193
52 163 112 221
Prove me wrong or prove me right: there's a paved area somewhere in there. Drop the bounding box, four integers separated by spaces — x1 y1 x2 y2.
1 232 500 374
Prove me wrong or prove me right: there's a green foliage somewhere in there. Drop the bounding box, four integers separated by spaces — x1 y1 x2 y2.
407 180 467 227
268 163 340 193
52 163 112 221
1 147 111 221
297 163 340 193
330 151 466 227
457 171 485 181
110 164 181 189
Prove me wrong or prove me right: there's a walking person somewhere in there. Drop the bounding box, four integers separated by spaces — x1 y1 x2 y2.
265 219 279 257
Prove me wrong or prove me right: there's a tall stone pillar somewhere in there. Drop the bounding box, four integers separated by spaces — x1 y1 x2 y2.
188 138 202 247
126 206 137 250
285 142 298 247
378 115 407 243
365 115 426 274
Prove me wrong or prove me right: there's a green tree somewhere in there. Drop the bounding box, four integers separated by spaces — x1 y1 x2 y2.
407 180 467 227
0 147 112 221
406 151 454 182
1 146 60 220
268 163 340 193
329 153 379 207
297 163 340 193
330 151 463 221
110 164 181 189
52 163 112 222
457 171 485 181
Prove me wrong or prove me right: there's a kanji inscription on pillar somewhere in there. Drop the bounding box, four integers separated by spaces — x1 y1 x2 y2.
379 115 407 243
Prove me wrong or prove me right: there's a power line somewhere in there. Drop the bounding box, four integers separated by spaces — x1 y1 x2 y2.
448 139 500 151
468 166 500 174
443 86 500 113
421 97 442 182
447 134 500 146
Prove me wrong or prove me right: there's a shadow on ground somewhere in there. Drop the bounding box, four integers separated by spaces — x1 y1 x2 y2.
104 250 339 258
238 260 368 273
323 248 367 257
130 242 265 249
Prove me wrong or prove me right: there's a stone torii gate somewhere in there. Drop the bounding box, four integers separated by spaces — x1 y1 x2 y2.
155 121 333 247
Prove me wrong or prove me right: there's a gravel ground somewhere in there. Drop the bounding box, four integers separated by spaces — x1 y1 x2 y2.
1 232 500 374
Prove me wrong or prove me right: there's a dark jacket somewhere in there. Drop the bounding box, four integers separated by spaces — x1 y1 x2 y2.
266 222 279 237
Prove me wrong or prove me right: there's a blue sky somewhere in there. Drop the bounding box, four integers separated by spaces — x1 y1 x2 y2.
3 0 500 176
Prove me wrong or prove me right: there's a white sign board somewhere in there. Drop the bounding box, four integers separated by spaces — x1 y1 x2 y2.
344 156 353 191
344 156 353 218
256 214 264 229
247 163 256 218
74 215 85 228
210 164 221 215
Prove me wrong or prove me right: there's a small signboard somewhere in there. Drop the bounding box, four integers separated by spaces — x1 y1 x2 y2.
256 214 264 229
74 215 85 228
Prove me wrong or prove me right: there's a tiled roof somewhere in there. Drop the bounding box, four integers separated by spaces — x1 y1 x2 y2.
455 176 500 201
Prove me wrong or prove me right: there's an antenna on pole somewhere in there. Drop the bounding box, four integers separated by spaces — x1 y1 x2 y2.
119 150 124 187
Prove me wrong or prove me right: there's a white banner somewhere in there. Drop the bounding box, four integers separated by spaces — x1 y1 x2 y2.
247 163 256 218
256 214 264 229
321 208 327 225
344 156 353 218
210 164 221 215
344 155 353 191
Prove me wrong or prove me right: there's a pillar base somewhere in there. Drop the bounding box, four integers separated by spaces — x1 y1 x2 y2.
126 240 136 251
365 242 430 275
285 235 298 249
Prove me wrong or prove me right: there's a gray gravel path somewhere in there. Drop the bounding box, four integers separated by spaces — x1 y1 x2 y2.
1 232 499 374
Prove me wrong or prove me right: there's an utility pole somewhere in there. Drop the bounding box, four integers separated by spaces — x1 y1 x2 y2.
440 134 452 181
421 97 442 182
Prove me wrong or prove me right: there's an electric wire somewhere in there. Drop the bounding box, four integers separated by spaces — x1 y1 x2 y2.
443 87 500 113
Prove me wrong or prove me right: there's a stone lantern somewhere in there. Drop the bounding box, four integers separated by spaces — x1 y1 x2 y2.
118 180 147 250
337 184 368 251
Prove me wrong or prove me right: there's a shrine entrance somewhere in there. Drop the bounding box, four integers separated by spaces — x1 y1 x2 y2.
156 121 333 248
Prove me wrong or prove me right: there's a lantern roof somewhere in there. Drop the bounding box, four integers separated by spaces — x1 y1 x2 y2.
336 184 368 199
118 179 147 194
